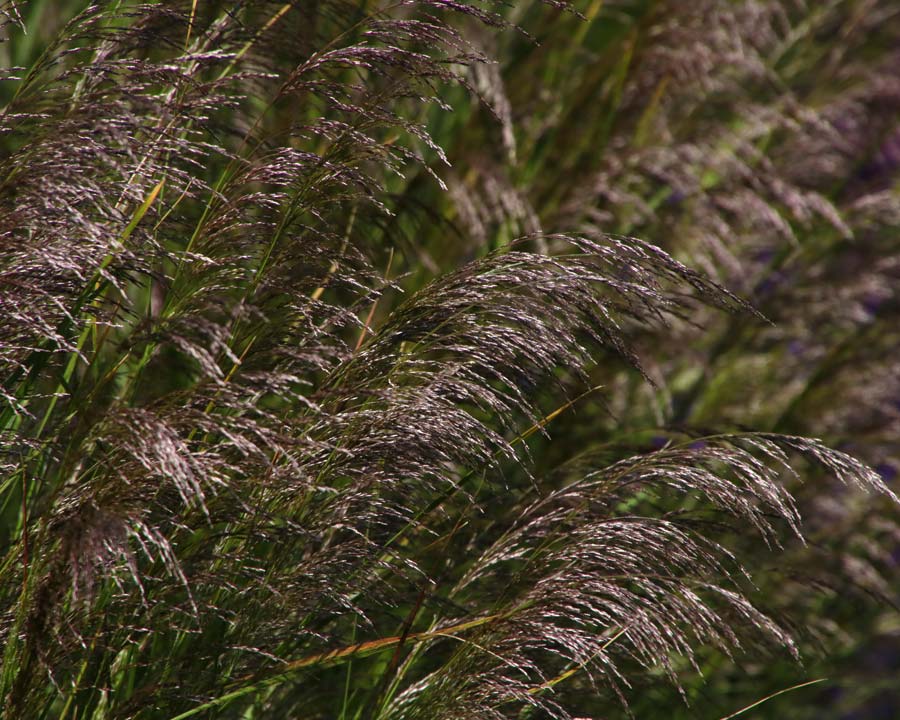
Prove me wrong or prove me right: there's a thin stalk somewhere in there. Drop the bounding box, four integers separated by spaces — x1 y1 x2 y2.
718 678 826 720
167 614 504 720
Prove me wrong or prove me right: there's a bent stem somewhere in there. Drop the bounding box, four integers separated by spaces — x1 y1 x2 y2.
168 613 505 720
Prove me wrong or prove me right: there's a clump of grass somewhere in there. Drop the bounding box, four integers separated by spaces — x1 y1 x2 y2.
1 2 897 719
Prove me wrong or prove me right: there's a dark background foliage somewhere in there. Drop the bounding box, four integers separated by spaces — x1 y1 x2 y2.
1 1 899 718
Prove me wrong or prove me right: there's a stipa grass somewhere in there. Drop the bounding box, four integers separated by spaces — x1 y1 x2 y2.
0 2 898 719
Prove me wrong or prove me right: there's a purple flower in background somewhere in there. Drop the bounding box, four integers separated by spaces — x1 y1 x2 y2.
788 339 806 356
665 187 687 206
862 292 887 317
856 128 900 185
876 463 897 483
755 270 787 297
